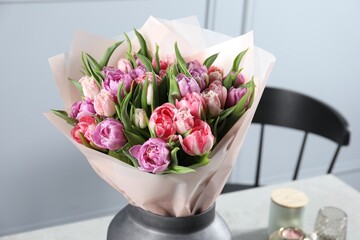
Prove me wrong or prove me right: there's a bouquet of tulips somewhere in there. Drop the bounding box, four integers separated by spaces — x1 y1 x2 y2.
51 29 254 175
47 16 275 216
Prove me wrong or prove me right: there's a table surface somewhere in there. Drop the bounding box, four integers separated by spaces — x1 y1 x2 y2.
2 174 360 240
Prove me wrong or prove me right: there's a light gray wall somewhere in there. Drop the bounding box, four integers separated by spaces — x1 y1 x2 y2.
0 0 208 236
230 0 360 187
0 0 359 237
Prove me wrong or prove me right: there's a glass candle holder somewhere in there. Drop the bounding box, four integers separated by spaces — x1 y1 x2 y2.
313 206 347 240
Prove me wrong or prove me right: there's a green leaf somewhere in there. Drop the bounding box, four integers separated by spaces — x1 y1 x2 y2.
189 154 210 169
124 32 132 54
85 53 101 71
99 40 124 69
167 67 181 104
170 147 180 166
223 72 233 90
115 104 121 120
132 84 142 108
51 109 78 126
117 83 125 106
158 74 168 105
122 145 140 167
136 53 153 72
81 53 91 76
108 150 133 166
85 53 105 84
246 77 256 108
174 42 191 77
120 91 133 131
212 116 220 140
126 52 137 68
151 72 159 112
123 129 145 145
219 105 236 121
79 132 92 148
68 78 83 96
82 52 102 89
154 44 160 73
163 165 196 174
231 48 248 72
203 53 219 69
141 78 150 115
226 84 253 127
134 28 151 60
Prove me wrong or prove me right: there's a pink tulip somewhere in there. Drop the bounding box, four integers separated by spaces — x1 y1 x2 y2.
206 80 227 108
174 107 195 134
92 118 127 151
149 103 177 141
94 89 116 117
175 92 206 119
102 66 132 99
71 116 96 144
117 58 133 73
134 71 162 85
79 76 100 101
202 90 222 118
208 66 223 84
129 138 170 174
70 100 96 120
179 119 214 156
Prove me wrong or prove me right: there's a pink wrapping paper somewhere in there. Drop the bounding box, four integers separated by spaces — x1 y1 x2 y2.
45 16 275 217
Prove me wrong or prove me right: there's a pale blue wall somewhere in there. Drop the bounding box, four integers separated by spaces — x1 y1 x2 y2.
0 0 359 236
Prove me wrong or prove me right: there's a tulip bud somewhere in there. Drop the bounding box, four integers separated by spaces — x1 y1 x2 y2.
134 108 148 129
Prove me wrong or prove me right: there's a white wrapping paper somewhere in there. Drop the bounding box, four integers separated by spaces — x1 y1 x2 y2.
45 16 275 217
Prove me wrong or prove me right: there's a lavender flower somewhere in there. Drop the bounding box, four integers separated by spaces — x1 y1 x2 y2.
176 73 201 97
187 60 208 90
102 67 132 99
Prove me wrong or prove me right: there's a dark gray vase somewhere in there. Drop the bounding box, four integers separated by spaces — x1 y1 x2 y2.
107 204 231 240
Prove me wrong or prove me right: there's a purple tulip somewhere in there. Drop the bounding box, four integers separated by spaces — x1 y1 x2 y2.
225 87 249 108
102 67 132 100
187 60 208 90
129 138 170 174
234 72 246 87
70 101 82 119
176 73 201 97
70 100 96 120
129 65 147 80
91 118 127 151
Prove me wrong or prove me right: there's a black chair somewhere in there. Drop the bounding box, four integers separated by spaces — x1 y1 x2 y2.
222 87 350 193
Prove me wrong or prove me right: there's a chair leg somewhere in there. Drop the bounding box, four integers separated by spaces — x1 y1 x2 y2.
327 144 341 173
293 132 308 180
255 124 264 187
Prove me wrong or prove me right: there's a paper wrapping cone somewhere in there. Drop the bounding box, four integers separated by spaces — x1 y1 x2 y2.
45 16 275 217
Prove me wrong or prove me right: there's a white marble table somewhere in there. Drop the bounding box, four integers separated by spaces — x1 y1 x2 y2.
2 175 360 240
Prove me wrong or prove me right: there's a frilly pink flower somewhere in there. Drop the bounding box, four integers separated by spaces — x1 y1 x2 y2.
179 119 214 156
129 138 171 174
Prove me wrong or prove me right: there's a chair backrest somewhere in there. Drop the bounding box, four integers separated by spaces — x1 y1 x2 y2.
252 87 350 187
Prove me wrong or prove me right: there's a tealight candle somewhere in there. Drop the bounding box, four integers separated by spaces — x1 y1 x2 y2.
268 188 309 235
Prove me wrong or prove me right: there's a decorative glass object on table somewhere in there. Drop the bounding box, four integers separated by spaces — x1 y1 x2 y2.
313 206 347 240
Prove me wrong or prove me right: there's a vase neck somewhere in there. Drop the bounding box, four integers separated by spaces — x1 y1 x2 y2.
127 204 216 234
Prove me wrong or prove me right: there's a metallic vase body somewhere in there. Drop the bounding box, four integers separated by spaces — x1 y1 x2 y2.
107 204 231 240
